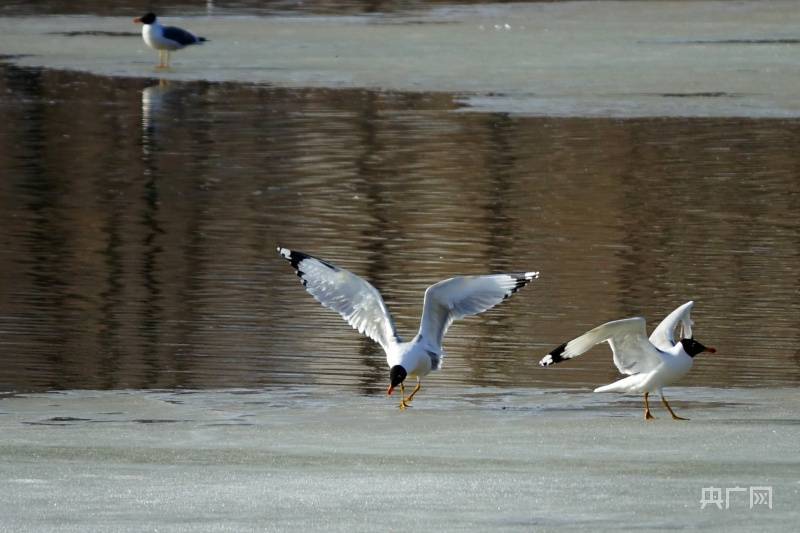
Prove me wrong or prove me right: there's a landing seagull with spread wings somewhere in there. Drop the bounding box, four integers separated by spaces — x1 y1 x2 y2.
539 301 715 420
278 247 538 409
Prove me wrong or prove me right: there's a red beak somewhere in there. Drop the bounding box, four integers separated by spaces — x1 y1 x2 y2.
387 385 394 396
705 347 717 354
133 17 142 23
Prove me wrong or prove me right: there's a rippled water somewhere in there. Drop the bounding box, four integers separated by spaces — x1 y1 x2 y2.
1 63 799 392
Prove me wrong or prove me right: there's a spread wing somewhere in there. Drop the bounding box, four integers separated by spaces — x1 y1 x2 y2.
417 272 539 352
649 301 694 350
539 317 663 375
278 247 400 352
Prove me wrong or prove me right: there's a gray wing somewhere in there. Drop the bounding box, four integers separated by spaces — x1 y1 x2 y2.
163 25 202 46
649 301 694 350
417 272 539 352
540 317 663 375
278 247 400 352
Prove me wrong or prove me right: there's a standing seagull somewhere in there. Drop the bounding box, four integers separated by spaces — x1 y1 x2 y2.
133 12 206 68
539 301 715 420
278 247 538 409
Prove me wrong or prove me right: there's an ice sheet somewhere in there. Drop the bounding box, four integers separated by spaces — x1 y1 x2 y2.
0 388 798 531
2 1 800 117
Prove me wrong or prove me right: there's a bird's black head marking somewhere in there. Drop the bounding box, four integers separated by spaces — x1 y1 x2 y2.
389 365 407 388
680 338 716 358
138 12 157 24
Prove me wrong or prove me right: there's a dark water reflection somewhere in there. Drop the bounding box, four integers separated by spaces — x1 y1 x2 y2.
1 63 799 392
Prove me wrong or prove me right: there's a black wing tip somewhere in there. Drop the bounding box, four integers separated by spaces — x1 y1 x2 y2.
277 247 312 287
277 247 309 271
277 247 340 273
504 271 540 299
539 342 567 367
198 36 208 42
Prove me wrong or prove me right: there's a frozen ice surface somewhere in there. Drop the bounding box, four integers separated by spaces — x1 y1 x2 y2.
0 387 798 531
2 1 800 117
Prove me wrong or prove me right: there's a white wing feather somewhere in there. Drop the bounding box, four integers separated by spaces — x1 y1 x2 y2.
648 301 694 350
539 317 663 375
278 248 399 352
417 272 538 352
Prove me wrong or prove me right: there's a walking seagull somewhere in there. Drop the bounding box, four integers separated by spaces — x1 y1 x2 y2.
539 301 715 420
278 247 538 409
133 12 206 68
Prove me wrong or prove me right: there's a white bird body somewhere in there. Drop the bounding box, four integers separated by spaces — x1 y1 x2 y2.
386 340 434 380
278 247 538 408
141 22 184 51
593 341 693 394
540 301 715 420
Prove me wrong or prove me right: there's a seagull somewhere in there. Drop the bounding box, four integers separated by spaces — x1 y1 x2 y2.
278 247 538 409
539 301 715 421
133 12 206 68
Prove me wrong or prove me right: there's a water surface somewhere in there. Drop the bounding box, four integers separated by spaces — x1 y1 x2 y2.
1 64 799 393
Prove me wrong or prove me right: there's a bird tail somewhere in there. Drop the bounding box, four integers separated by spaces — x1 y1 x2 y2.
197 37 208 43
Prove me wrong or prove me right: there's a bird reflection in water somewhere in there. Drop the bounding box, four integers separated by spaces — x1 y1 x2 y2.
141 79 172 152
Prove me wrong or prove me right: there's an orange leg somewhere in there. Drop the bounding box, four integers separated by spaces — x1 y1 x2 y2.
404 378 421 404
398 382 409 410
644 392 656 421
661 393 689 421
